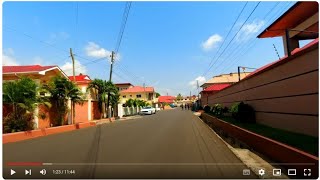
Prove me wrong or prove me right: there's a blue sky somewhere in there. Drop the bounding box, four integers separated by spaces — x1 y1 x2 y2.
3 1 300 96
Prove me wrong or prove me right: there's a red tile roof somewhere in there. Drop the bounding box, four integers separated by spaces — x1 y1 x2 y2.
202 83 231 92
120 86 154 93
68 74 91 82
158 96 176 103
3 65 56 73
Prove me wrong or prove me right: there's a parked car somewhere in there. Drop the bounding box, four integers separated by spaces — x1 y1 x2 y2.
140 106 156 115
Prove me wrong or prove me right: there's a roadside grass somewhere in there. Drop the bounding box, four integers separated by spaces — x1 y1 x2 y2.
208 113 318 156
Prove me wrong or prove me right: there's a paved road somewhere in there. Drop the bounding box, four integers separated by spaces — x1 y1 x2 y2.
3 109 256 179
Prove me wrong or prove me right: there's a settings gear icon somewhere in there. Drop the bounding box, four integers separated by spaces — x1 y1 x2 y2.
258 169 265 176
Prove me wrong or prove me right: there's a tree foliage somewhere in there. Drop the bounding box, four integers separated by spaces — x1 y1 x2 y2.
87 79 119 118
3 77 50 132
176 93 183 101
42 76 84 125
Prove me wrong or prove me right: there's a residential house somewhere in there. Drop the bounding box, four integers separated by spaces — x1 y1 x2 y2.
3 65 68 83
115 83 133 91
3 65 69 129
175 95 197 105
158 96 176 109
201 72 249 90
119 85 156 105
68 73 101 122
201 83 230 106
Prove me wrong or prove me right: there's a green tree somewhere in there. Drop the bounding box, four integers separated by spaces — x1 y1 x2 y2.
125 99 134 107
105 81 119 117
3 77 50 132
155 92 161 98
176 93 183 101
87 79 107 119
43 76 84 125
87 79 119 118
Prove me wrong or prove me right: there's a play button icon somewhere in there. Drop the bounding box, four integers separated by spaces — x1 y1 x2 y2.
10 169 16 175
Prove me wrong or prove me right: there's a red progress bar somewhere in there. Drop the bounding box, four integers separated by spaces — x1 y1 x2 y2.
7 162 42 166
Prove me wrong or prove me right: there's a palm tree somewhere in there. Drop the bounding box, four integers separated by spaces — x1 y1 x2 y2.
3 77 50 132
125 99 134 107
65 80 84 124
105 80 119 117
87 79 119 118
177 93 183 101
87 79 107 119
43 76 83 125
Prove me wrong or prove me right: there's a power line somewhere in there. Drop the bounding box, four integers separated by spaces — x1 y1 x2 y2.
205 1 261 77
202 1 248 77
115 2 132 54
218 1 294 74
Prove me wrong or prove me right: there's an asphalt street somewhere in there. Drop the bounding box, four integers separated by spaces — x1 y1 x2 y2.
3 109 257 179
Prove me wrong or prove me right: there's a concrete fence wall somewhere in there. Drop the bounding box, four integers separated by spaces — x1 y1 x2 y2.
204 43 318 137
3 99 103 132
122 106 142 117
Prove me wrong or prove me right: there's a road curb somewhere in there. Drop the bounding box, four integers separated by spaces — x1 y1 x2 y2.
3 121 96 144
195 115 262 178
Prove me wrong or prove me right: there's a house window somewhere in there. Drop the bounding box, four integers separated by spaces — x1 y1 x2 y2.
136 94 142 98
130 95 132 97
123 95 126 98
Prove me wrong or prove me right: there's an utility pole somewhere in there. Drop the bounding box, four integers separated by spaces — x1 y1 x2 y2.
238 66 241 82
70 48 76 81
109 51 115 81
69 48 75 124
197 80 200 107
106 51 115 118
238 66 257 82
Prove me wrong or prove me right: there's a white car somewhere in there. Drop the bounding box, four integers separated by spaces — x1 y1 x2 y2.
140 107 156 115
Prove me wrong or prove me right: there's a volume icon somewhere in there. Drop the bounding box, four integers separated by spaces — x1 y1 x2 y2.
40 169 46 175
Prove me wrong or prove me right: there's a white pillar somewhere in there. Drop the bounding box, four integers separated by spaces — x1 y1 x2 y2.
88 99 92 121
118 104 123 118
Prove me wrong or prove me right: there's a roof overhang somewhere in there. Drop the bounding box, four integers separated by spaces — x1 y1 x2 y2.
3 66 69 79
258 2 318 39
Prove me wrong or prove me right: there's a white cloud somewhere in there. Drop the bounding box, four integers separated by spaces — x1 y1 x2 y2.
189 76 206 89
60 59 87 76
2 48 19 66
236 20 265 42
84 42 121 63
202 34 223 51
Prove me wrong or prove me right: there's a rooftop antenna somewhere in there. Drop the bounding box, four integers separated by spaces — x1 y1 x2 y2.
273 44 281 60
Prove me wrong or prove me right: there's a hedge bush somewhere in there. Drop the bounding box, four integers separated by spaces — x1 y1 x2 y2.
212 104 223 117
230 102 255 123
204 105 211 113
3 113 34 133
